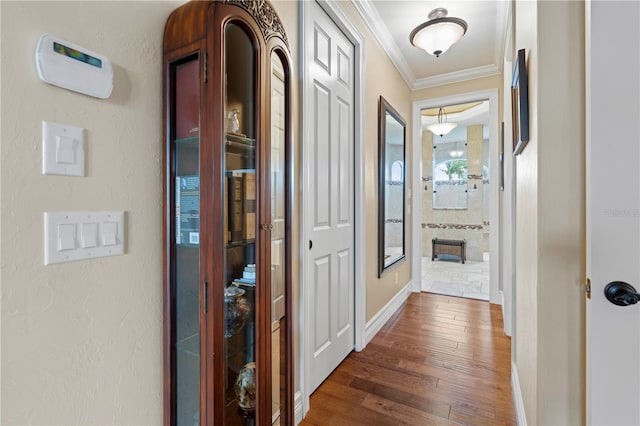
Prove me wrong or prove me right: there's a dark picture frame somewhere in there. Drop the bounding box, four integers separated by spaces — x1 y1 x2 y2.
512 48 529 155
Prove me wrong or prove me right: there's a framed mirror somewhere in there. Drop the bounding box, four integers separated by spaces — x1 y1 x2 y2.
378 96 406 277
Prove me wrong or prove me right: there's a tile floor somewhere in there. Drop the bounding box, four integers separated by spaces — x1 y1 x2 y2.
421 253 490 301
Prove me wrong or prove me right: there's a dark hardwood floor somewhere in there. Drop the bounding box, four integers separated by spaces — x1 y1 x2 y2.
300 292 516 425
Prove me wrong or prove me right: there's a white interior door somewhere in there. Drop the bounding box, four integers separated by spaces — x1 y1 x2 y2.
305 0 355 394
586 1 640 424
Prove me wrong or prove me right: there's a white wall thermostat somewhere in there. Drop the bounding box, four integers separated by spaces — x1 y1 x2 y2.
35 34 113 99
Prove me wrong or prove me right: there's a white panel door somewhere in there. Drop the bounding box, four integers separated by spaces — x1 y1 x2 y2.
586 1 640 424
307 0 355 394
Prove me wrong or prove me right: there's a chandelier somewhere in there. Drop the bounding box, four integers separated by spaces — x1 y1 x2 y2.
427 107 457 136
410 8 468 58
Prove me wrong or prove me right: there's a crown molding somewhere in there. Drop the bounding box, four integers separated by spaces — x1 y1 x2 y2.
350 0 415 88
413 63 501 90
351 0 509 91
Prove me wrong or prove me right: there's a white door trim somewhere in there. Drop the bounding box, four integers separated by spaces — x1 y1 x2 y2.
411 89 501 305
299 0 365 419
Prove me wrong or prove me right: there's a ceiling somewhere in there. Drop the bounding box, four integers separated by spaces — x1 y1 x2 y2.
352 0 509 90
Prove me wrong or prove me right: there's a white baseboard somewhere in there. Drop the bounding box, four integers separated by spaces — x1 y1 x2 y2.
511 362 527 426
364 282 412 345
294 390 304 425
500 290 506 318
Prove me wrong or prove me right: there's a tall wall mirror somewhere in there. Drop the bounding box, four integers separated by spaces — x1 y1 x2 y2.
378 96 406 277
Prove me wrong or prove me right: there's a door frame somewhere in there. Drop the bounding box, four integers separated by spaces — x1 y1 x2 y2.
299 0 365 421
411 89 502 306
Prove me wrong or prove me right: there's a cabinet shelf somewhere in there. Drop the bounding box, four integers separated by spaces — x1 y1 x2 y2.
226 133 255 147
175 136 199 145
177 333 200 357
177 242 200 248
226 239 255 249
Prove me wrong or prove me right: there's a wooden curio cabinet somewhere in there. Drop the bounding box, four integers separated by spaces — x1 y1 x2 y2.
162 1 293 424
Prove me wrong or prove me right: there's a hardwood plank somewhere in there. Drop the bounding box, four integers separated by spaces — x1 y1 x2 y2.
360 393 461 426
302 292 516 425
349 376 450 418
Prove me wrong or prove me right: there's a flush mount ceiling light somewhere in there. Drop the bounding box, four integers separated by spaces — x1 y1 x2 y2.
427 107 457 136
410 8 468 58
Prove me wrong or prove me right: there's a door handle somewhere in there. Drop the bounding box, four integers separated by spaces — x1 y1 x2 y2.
309 240 313 250
604 281 640 306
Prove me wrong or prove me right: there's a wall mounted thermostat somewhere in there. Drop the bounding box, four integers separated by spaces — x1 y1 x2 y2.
35 34 113 99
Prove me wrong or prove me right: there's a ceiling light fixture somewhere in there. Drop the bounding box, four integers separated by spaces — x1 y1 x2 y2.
449 150 464 158
409 8 468 58
427 107 457 136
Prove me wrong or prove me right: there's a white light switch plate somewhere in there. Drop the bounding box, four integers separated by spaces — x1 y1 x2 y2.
42 121 85 176
44 211 125 265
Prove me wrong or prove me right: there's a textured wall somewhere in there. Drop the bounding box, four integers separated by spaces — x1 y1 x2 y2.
1 2 181 424
1 1 302 424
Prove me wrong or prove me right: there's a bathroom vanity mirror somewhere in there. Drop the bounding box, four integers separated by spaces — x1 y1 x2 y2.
378 96 406 277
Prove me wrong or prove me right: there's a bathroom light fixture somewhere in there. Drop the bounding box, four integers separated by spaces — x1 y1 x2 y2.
427 107 457 136
410 8 467 58
449 149 464 158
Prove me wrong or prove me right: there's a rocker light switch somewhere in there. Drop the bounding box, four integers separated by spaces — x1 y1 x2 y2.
58 224 76 251
56 136 76 164
81 222 98 248
42 121 85 176
102 222 117 246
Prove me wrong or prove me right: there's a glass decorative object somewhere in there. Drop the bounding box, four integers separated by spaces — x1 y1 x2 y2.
224 285 251 338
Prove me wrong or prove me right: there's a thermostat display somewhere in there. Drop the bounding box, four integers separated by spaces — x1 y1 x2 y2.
53 41 102 68
35 34 113 99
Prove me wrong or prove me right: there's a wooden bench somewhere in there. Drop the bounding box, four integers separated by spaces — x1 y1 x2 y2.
432 238 466 264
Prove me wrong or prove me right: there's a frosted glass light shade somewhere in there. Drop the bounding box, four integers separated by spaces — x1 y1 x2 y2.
427 122 457 136
410 9 467 58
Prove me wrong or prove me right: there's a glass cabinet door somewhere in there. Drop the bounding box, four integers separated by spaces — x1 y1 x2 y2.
270 53 287 426
172 57 201 426
223 22 258 425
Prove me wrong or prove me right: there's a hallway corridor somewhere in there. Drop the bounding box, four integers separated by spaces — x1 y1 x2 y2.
301 292 515 425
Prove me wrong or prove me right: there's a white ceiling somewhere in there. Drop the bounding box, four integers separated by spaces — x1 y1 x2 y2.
352 0 509 90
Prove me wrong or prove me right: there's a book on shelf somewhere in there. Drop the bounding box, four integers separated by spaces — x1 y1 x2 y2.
225 169 256 243
243 172 256 240
175 175 200 245
227 172 244 244
224 175 229 243
232 278 256 287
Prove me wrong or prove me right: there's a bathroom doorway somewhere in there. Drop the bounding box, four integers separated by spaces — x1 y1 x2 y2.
419 99 492 301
